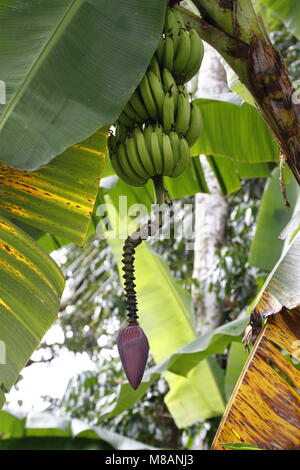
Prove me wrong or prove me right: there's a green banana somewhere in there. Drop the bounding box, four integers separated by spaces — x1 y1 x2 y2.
149 56 161 82
173 29 191 74
163 91 175 134
108 134 117 154
175 90 191 135
162 68 178 108
185 103 202 147
155 36 165 65
118 111 135 128
126 135 149 179
118 144 148 186
139 73 158 121
172 8 185 30
147 70 165 119
182 29 204 81
162 134 174 176
164 8 177 34
164 8 181 53
178 84 188 98
150 128 164 175
184 64 202 84
144 123 153 153
163 34 174 71
170 137 190 178
129 89 149 121
169 131 180 169
110 152 144 187
124 101 143 123
116 124 127 144
133 127 156 176
155 123 163 152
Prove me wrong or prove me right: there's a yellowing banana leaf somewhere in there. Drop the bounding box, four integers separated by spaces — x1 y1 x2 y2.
192 97 279 163
259 0 300 39
0 0 167 170
212 309 300 450
0 129 107 245
0 216 64 408
249 168 299 271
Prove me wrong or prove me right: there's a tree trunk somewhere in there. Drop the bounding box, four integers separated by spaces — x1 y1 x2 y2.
192 44 228 334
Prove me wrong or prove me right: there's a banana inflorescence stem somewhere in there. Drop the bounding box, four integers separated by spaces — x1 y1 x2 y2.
121 176 171 325
153 175 165 205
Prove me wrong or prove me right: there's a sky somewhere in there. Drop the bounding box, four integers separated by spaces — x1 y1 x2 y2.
6 323 96 412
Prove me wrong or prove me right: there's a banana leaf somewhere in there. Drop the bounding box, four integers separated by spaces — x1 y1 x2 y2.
212 309 300 450
0 129 106 245
251 229 300 319
0 409 155 450
0 217 64 408
0 0 167 170
249 168 299 271
259 0 300 39
191 96 279 163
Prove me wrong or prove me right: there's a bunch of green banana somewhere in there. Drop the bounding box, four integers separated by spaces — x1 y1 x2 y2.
155 8 204 83
118 69 164 127
110 6 204 187
109 124 191 183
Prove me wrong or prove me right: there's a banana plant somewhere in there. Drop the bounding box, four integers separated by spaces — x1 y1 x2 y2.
1 0 300 444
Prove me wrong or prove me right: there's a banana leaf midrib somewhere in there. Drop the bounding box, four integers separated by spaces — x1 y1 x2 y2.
0 0 81 131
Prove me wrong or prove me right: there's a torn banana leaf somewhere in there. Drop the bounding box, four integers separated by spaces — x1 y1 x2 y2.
212 309 300 450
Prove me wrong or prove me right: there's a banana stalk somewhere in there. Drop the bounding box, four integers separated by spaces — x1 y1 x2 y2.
179 1 300 188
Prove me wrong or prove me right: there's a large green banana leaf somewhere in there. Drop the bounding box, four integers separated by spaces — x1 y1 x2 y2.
259 0 300 39
0 410 155 450
249 168 299 271
0 0 167 170
192 97 279 163
0 217 64 408
206 156 271 196
0 129 106 245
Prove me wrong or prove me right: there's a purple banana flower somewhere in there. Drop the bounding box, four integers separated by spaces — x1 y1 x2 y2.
117 325 149 389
